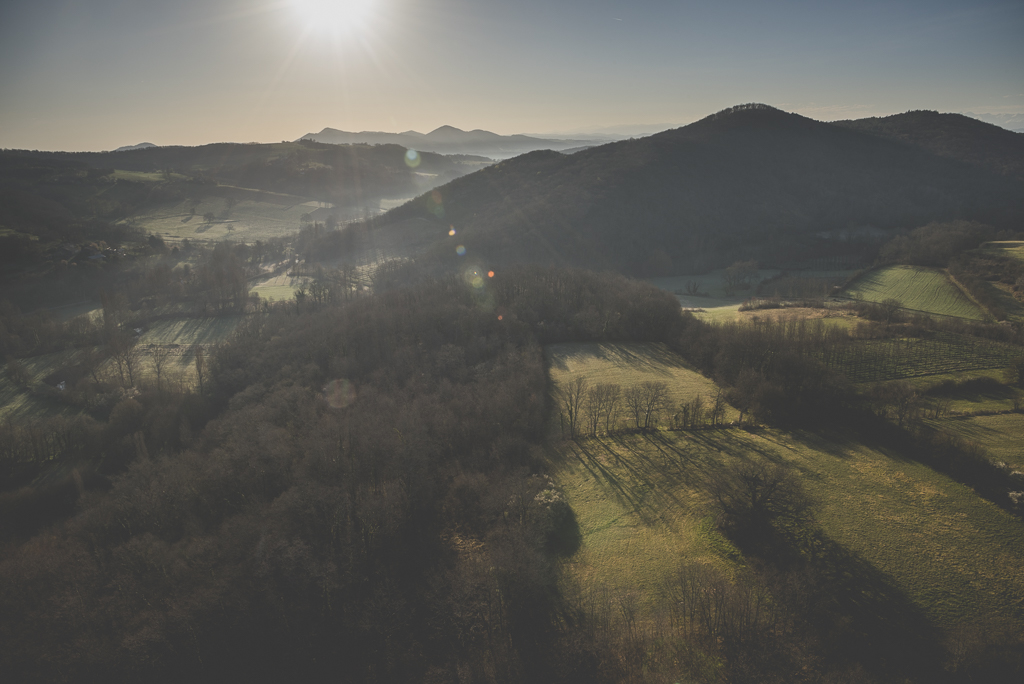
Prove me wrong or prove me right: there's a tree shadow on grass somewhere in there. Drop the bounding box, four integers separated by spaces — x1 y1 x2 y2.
709 456 948 684
755 526 948 683
546 501 582 557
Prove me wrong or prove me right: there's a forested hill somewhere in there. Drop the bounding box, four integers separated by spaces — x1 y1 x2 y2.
6 141 481 204
834 110 1024 178
378 104 1024 275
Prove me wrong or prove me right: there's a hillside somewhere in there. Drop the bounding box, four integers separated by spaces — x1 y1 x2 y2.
834 110 1024 178
375 104 1024 275
4 141 483 208
0 142 488 264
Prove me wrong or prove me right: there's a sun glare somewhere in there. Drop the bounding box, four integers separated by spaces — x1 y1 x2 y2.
291 0 375 33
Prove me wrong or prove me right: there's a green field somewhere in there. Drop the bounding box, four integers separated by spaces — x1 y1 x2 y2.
547 342 740 426
652 269 858 310
249 274 311 301
976 241 1024 264
111 170 188 183
836 333 1021 383
843 265 988 320
130 196 315 244
927 413 1024 469
547 344 1024 640
651 269 781 309
0 351 83 420
137 316 243 346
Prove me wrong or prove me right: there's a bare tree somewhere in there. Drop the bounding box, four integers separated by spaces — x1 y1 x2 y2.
708 460 811 538
193 344 206 395
639 381 669 430
557 375 589 439
710 389 727 426
677 394 706 429
624 384 645 430
723 260 760 296
875 380 919 427
584 386 602 437
151 345 172 392
598 383 622 433
625 381 669 430
109 330 141 387
880 298 903 326
76 347 106 386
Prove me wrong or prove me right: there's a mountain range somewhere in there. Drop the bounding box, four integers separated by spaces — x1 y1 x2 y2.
298 125 600 159
373 104 1024 275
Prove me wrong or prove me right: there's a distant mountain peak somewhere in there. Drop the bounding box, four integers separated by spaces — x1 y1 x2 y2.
112 142 157 152
428 125 465 135
299 125 592 159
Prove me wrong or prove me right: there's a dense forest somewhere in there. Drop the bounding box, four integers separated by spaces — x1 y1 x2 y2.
0 269 683 683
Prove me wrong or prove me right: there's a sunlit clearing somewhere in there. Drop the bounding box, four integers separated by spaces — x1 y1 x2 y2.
291 0 375 33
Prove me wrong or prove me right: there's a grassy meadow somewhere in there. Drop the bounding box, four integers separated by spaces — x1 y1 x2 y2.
927 413 1024 469
0 351 83 420
137 316 242 347
249 273 312 301
652 269 859 323
546 341 740 426
842 265 988 320
976 240 1024 264
546 343 1024 640
130 196 316 244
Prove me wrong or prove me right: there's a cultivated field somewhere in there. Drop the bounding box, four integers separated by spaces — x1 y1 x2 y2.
0 351 82 420
842 265 988 320
137 316 242 347
836 333 1021 383
546 344 1024 638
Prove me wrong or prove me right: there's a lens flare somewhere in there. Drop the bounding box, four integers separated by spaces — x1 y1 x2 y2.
487 271 494 278
323 378 357 408
456 245 466 256
427 189 444 218
448 227 456 236
404 149 421 168
463 267 486 289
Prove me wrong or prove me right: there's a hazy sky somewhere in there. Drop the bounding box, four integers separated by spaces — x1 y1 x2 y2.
1 0 1022 151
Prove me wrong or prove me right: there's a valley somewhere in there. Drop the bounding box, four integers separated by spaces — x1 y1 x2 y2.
1 104 1023 682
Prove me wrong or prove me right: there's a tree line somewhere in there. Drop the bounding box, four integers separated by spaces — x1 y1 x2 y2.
555 376 730 439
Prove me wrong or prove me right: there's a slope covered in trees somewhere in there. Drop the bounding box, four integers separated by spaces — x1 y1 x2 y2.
834 110 1024 178
2 141 481 209
377 104 1024 275
0 268 684 683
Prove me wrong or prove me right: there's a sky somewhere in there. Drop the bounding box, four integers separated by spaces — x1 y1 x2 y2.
1 0 1022 151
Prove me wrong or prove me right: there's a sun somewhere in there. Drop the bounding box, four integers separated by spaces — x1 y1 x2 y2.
290 0 375 33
